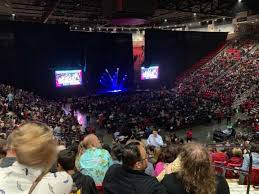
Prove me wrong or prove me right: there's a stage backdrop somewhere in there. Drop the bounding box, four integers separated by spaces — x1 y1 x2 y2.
144 29 228 87
0 22 133 97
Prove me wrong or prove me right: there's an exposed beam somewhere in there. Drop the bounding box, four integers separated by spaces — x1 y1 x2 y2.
42 0 62 24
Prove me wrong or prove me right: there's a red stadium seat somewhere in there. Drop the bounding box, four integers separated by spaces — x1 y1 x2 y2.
251 168 259 186
214 161 227 175
225 163 242 179
96 184 104 194
244 168 259 186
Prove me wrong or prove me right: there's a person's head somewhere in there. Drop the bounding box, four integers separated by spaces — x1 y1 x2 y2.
83 134 101 149
157 145 181 163
250 143 259 153
111 144 124 162
57 149 75 172
122 141 148 171
102 144 111 154
232 148 242 157
178 143 216 194
152 129 158 137
11 122 57 170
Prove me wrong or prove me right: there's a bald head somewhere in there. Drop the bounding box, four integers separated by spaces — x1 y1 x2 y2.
83 134 101 149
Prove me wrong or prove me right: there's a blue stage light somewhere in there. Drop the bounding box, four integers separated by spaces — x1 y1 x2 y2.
98 68 127 94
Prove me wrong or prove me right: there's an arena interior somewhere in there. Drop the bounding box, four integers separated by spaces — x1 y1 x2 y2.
0 0 259 194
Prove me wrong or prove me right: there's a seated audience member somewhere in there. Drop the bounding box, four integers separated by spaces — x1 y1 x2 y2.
102 144 112 154
111 144 123 164
211 147 228 163
75 141 85 171
155 145 181 176
147 129 164 148
0 122 73 194
239 143 259 184
58 149 99 194
162 143 230 194
241 143 259 171
103 141 168 194
228 148 243 165
79 134 113 185
0 133 16 168
156 156 181 182
0 138 7 159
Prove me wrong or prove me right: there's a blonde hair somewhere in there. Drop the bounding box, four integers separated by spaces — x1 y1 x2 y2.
232 148 242 157
12 121 57 169
178 143 216 194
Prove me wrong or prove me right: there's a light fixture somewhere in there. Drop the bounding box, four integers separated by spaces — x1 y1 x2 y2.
83 27 85 30
164 19 167 22
11 13 15 17
238 0 242 3
193 13 197 16
75 27 78 30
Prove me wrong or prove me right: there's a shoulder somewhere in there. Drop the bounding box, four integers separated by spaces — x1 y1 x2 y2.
162 173 179 183
107 164 122 173
215 175 230 194
0 166 13 178
37 172 73 193
43 171 73 183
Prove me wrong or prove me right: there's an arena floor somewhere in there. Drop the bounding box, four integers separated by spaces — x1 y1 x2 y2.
91 112 250 145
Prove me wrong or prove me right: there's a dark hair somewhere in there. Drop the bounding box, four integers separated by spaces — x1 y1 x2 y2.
250 143 259 153
0 138 7 158
157 145 181 163
58 149 76 171
111 144 124 162
102 144 111 154
122 141 142 168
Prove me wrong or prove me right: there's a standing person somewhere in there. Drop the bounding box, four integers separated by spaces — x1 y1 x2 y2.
103 141 168 194
0 122 73 194
162 143 230 194
186 128 193 142
79 134 113 185
147 129 164 148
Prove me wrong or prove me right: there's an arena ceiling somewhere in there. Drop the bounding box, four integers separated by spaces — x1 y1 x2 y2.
0 0 257 28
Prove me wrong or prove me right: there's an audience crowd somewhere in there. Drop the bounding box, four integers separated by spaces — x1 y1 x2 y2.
0 37 259 194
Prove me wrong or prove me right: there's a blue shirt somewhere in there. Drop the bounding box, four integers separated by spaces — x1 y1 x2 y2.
241 152 259 171
79 148 113 184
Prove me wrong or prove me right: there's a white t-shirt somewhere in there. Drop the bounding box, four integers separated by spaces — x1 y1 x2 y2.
0 162 73 194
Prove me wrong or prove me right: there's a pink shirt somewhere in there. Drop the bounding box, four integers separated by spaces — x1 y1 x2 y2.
155 162 165 176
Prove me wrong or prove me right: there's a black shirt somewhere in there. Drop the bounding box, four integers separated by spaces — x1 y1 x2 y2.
103 164 168 194
72 172 99 194
162 173 230 194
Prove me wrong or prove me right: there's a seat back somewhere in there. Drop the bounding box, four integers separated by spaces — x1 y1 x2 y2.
251 168 259 186
225 163 242 179
214 161 227 175
96 185 104 194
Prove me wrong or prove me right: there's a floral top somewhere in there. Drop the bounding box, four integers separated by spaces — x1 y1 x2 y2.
79 148 113 184
0 162 73 194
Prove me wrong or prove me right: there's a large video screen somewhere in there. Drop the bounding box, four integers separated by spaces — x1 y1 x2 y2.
55 70 83 87
141 66 159 80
